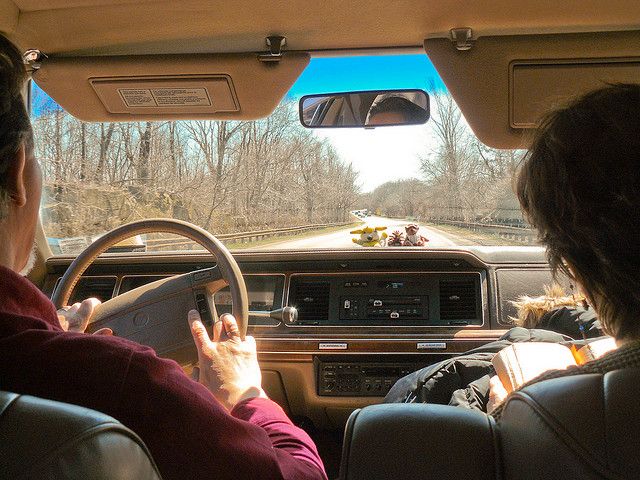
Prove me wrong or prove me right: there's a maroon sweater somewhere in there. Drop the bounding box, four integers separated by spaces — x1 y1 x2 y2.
0 266 327 480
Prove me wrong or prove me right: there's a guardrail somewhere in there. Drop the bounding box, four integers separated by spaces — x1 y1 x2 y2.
427 218 537 243
144 221 356 250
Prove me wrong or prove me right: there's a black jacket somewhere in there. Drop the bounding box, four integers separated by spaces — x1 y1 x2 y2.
384 326 597 412
536 305 600 339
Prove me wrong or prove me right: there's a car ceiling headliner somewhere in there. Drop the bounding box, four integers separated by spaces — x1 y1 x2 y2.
2 0 640 56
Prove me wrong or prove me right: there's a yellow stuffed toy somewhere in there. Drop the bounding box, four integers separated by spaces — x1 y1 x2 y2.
350 226 388 247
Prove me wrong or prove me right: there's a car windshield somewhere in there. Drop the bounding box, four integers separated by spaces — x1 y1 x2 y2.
34 54 533 254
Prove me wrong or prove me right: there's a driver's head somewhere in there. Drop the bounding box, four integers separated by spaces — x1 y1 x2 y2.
0 34 41 275
516 83 640 342
366 96 428 126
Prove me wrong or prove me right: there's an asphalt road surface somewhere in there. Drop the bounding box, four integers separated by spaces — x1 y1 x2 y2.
269 215 471 249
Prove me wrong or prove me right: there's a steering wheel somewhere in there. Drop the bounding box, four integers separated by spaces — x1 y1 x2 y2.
51 219 249 364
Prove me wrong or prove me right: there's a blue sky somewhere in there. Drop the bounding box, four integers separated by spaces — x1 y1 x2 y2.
32 82 58 115
287 54 446 99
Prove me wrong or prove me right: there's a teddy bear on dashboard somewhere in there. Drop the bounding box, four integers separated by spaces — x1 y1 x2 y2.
350 226 388 247
403 223 429 246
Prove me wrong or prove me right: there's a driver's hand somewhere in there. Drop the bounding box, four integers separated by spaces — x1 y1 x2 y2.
188 310 267 410
57 298 113 336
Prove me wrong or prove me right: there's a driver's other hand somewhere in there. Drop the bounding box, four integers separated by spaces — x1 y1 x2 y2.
188 310 267 410
57 298 112 336
487 375 509 413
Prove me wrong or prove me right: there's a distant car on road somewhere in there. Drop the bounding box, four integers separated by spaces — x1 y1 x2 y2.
351 209 369 219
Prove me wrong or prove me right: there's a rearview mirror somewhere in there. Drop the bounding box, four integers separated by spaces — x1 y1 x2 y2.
299 89 429 128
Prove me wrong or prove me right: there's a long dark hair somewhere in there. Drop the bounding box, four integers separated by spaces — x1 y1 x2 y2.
516 83 640 341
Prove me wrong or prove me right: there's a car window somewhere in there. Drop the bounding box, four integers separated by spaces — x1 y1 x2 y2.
33 54 532 254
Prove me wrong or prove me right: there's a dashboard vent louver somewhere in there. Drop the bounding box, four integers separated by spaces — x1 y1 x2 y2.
289 280 330 323
68 276 117 304
439 279 478 321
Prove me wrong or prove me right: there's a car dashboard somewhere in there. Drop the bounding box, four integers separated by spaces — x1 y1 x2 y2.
42 246 560 429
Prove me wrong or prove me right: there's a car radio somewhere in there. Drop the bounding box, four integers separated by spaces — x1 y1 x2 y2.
341 295 428 321
317 361 425 396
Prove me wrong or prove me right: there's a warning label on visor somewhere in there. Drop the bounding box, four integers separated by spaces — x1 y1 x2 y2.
119 87 211 107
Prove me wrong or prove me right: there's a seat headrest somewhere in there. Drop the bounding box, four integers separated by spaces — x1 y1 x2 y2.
500 369 640 479
340 403 498 480
0 391 162 480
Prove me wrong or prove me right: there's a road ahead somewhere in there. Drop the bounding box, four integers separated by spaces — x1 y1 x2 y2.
269 215 470 249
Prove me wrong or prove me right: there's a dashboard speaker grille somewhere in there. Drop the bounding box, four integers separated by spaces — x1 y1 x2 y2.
439 279 478 321
289 279 330 322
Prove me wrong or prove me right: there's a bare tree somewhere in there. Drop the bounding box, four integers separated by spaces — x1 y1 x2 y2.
137 122 153 184
34 100 361 239
94 123 115 182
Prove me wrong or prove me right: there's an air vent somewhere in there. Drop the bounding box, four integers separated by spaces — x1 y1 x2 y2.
439 279 478 322
68 276 117 304
289 279 330 323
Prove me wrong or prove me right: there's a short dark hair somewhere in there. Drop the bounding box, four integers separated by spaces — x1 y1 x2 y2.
368 96 428 124
516 83 640 341
0 33 32 217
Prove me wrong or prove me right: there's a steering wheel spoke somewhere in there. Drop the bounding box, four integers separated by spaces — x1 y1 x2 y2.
191 265 227 329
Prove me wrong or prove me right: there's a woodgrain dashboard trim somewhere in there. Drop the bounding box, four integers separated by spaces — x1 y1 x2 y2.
255 332 506 355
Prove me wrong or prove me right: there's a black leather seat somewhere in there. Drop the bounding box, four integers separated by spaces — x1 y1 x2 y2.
0 391 162 480
340 369 640 480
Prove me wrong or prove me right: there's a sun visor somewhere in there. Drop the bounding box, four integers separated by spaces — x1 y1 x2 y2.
425 31 640 148
0 0 18 34
510 60 640 128
32 52 310 121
